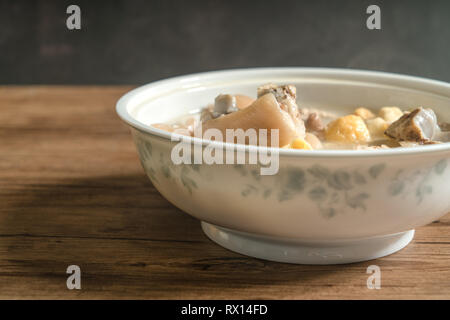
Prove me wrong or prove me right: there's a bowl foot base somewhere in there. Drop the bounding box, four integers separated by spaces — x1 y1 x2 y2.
201 222 414 264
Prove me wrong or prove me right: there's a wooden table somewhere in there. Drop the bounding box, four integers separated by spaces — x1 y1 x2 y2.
0 86 449 299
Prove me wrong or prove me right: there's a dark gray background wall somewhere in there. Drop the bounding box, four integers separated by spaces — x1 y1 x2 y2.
1 0 449 84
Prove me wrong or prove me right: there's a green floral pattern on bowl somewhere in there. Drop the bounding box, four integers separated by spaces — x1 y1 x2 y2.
135 134 448 219
233 163 387 218
388 158 448 203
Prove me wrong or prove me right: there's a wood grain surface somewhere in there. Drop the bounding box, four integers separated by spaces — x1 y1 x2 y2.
0 86 449 299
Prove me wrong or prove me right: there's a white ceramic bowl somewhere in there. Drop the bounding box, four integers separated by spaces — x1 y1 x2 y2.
117 68 450 264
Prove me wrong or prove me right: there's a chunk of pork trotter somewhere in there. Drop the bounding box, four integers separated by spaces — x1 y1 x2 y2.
385 107 440 143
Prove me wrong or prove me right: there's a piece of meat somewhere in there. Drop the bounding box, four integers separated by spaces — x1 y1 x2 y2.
201 93 305 147
439 122 450 132
256 83 305 138
214 94 238 115
257 83 298 119
202 94 253 121
385 107 440 143
257 83 297 99
200 94 240 122
305 112 324 132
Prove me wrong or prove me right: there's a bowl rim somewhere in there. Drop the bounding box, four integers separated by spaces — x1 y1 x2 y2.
116 67 450 158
